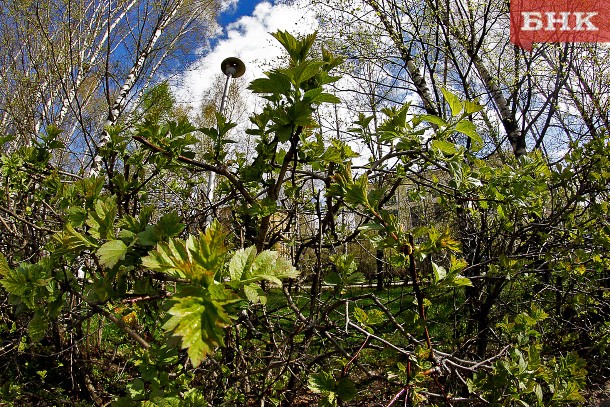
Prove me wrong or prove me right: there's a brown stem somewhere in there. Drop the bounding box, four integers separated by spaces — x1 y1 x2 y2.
407 235 433 358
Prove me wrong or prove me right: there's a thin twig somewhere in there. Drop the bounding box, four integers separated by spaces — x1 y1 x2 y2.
0 205 58 233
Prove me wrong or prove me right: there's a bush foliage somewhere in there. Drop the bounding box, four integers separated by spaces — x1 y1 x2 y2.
1 31 609 406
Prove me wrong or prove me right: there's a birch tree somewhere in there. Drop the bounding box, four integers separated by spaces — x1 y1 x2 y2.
308 0 610 158
0 0 219 172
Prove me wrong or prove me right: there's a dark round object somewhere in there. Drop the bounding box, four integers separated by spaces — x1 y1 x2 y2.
221 57 246 78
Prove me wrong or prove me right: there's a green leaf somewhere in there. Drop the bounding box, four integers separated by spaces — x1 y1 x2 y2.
28 312 48 343
248 72 292 96
442 87 463 116
323 271 342 286
54 224 99 252
464 100 484 114
162 285 236 367
431 139 458 155
228 246 257 282
1 261 53 309
187 224 227 282
455 120 483 151
0 252 9 277
86 196 117 240
287 60 326 85
138 211 185 246
227 246 299 300
142 221 227 286
309 371 336 394
366 309 386 325
97 240 128 269
127 378 146 401
358 223 385 232
452 276 473 287
66 207 87 227
432 262 447 282
420 114 448 127
272 30 317 64
306 90 341 105
353 307 368 324
336 377 357 401
344 174 369 206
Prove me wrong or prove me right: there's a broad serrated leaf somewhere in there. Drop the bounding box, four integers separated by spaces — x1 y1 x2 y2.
162 285 236 367
309 371 336 394
358 223 385 231
97 240 128 269
452 276 473 287
248 73 292 96
55 224 99 252
228 246 257 281
464 100 484 114
28 312 48 343
420 114 448 127
353 307 368 324
243 284 266 304
1 267 28 297
127 378 146 401
291 60 326 85
153 211 185 241
336 377 357 401
228 246 298 290
66 207 87 227
86 197 117 240
344 174 369 206
366 309 386 325
324 272 342 286
1 262 52 309
304 89 341 105
187 224 227 282
142 221 227 286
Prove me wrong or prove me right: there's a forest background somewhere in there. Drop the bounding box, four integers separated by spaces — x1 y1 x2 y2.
0 0 609 405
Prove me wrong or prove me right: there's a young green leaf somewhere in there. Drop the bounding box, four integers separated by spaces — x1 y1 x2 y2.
431 139 458 156
28 312 48 343
230 247 298 285
432 262 447 282
54 224 99 252
455 120 483 151
442 87 463 117
86 196 118 240
162 285 237 367
142 221 227 286
97 239 128 269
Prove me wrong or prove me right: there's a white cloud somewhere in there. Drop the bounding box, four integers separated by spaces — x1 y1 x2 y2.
219 0 239 13
173 1 318 112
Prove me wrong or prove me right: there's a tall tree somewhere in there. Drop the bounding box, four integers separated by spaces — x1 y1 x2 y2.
0 0 219 172
308 0 609 158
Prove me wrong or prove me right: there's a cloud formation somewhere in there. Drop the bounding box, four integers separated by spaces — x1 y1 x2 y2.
174 1 318 112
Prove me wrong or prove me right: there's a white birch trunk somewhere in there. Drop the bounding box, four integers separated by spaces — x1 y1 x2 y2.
89 0 183 176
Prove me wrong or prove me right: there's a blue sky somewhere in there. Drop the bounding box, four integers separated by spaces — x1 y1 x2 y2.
218 0 260 27
174 0 319 110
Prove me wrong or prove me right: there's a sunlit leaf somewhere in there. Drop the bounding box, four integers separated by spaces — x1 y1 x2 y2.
162 285 237 367
431 139 458 155
97 239 128 269
442 87 463 116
